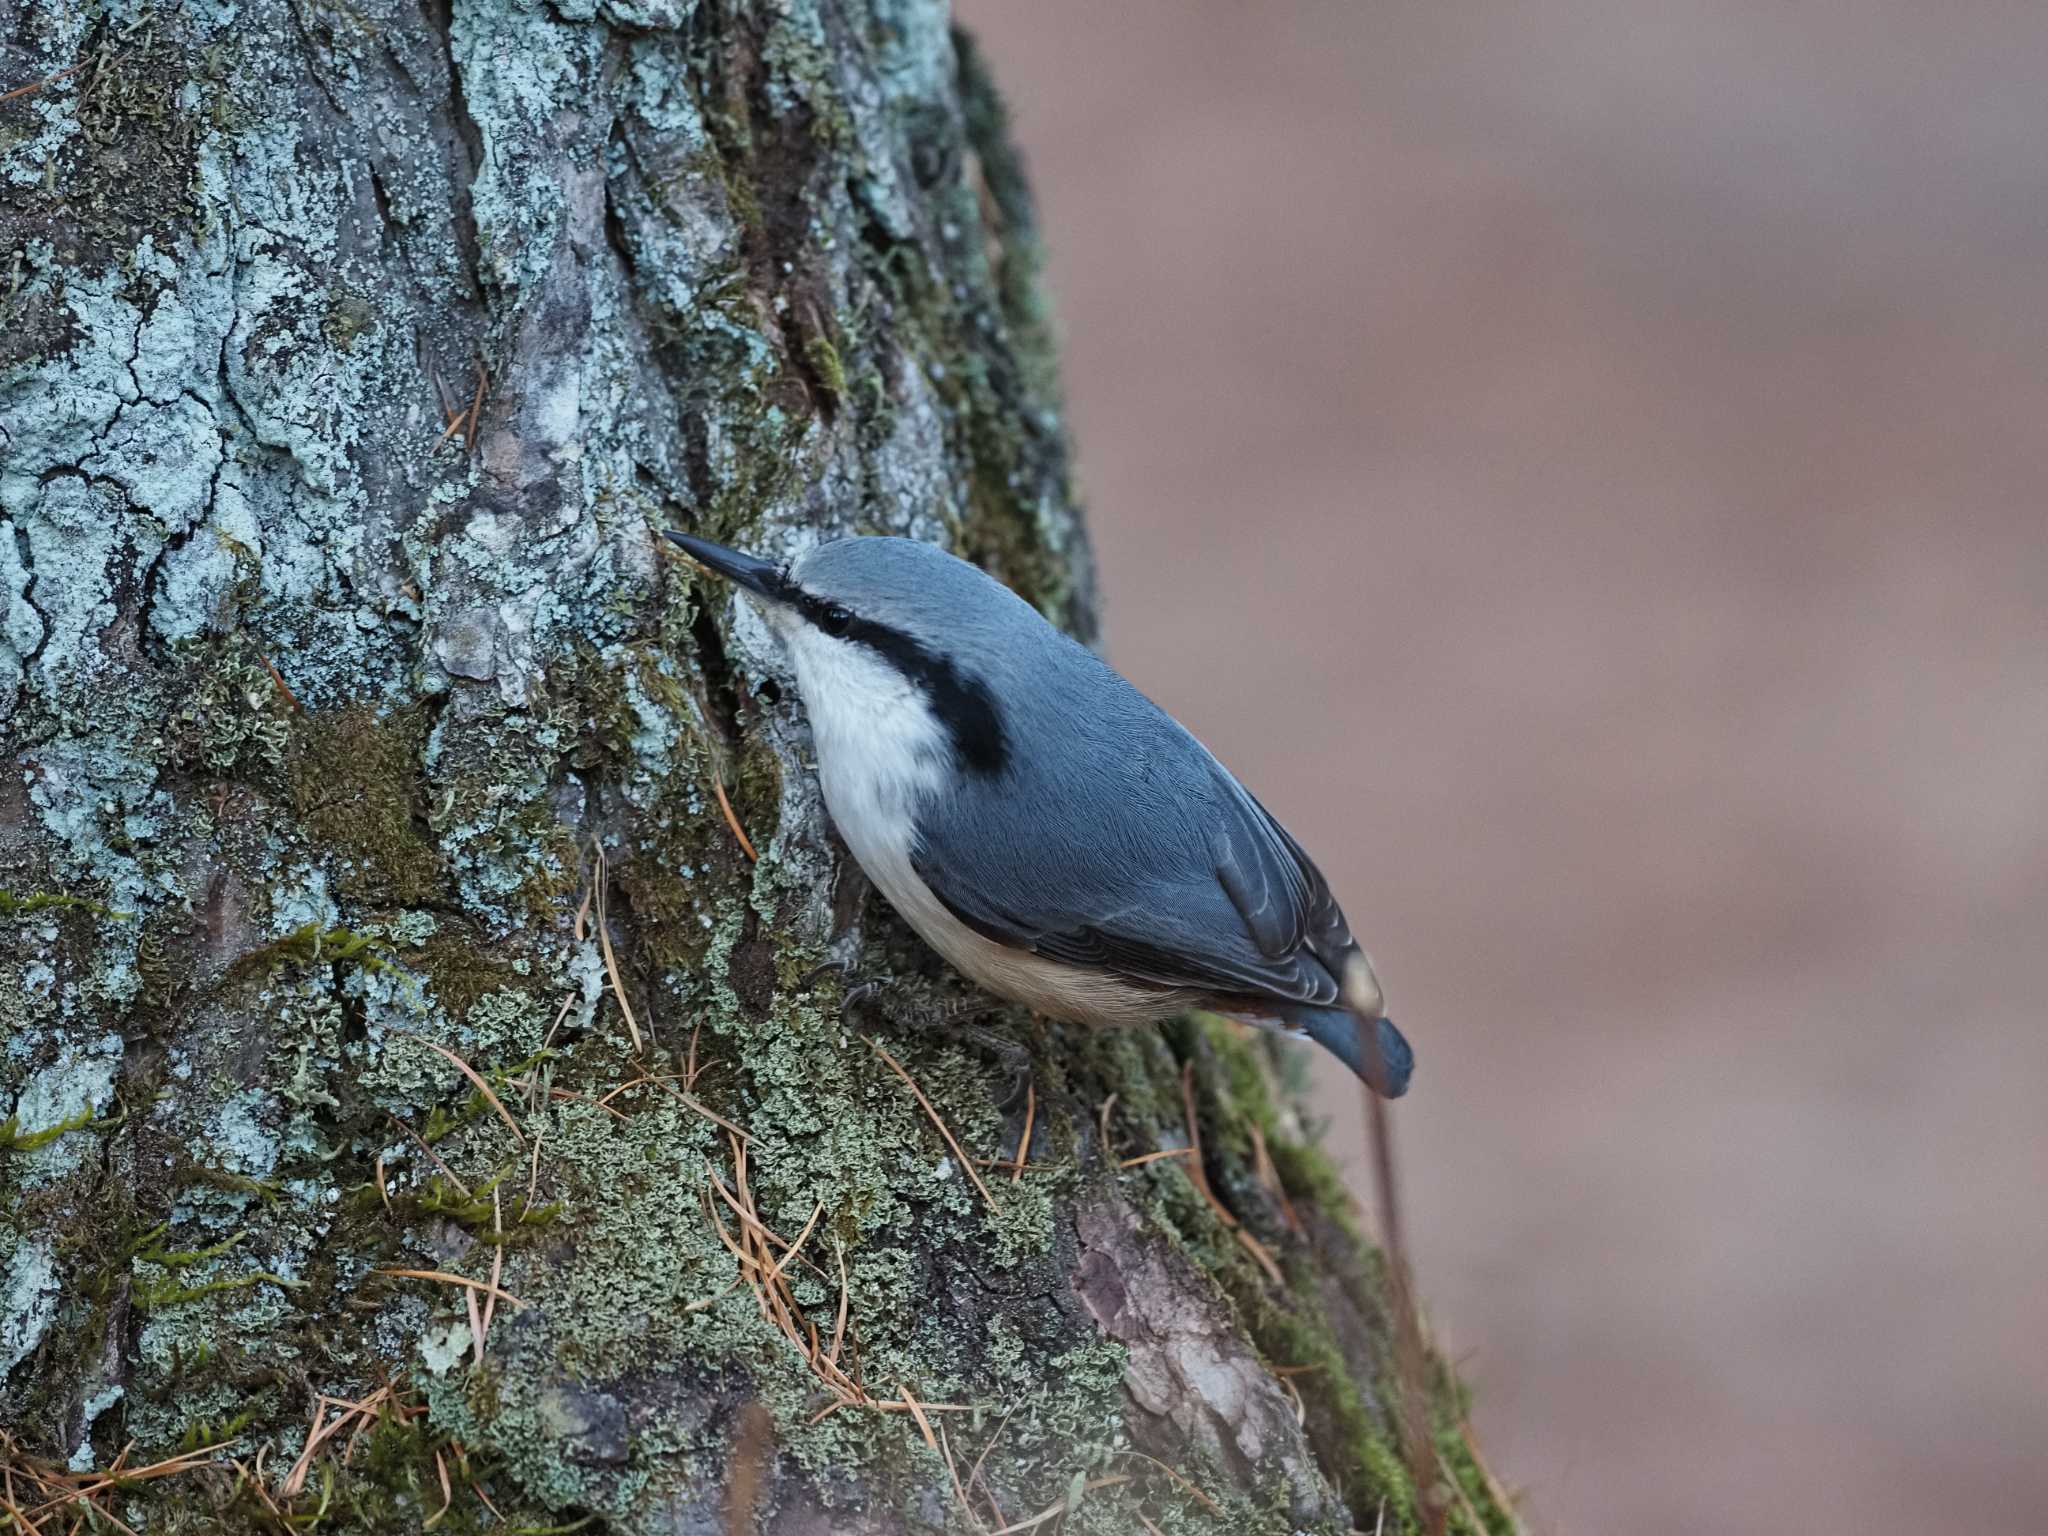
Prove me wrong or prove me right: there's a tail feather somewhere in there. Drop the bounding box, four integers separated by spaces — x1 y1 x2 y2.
1290 1006 1414 1098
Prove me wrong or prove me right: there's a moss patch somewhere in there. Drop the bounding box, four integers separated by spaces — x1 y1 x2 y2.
287 706 442 907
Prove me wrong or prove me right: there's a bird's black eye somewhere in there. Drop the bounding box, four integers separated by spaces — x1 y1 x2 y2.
819 603 853 636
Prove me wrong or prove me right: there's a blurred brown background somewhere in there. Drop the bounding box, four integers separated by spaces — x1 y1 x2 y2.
954 3 2048 1532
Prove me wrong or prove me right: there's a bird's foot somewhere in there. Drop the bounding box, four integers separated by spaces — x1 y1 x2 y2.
818 968 1033 1105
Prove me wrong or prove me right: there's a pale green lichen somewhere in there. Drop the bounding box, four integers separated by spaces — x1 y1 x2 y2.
0 1234 59 1376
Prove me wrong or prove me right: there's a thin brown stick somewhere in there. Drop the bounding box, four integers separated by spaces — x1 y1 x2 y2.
867 1038 995 1208
596 1072 674 1106
254 649 304 714
426 1448 453 1529
1448 1456 1493 1536
1248 1121 1304 1234
543 989 577 1051
1234 1225 1286 1287
20 1440 231 1518
432 406 470 451
0 58 90 105
1178 1061 1282 1286
392 1031 524 1145
685 1019 706 1090
523 1124 545 1218
682 1275 744 1313
1117 1147 1194 1169
374 1269 526 1309
590 843 646 1054
936 1421 989 1536
530 1083 629 1121
763 1202 825 1285
1178 1061 1233 1228
898 1382 938 1453
1009 1080 1035 1184
964 1404 1017 1525
465 357 488 459
826 1243 851 1366
711 777 758 862
1462 1421 1528 1534
386 1111 470 1197
481 1187 505 1340
430 364 457 421
657 1082 754 1144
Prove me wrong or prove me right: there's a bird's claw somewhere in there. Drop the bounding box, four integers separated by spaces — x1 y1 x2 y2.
829 971 1033 1104
837 978 884 1028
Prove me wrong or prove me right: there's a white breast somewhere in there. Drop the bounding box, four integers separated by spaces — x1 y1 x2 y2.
778 619 1182 1027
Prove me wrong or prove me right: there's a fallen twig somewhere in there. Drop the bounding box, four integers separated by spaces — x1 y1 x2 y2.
0 58 91 106
711 777 758 862
392 1031 525 1146
1010 1080 1035 1184
589 843 646 1054
374 1268 526 1310
867 1038 995 1209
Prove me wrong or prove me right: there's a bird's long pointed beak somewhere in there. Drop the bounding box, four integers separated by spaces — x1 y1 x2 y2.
664 532 786 601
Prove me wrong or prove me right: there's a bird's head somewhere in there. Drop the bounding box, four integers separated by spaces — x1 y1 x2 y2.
665 532 1023 778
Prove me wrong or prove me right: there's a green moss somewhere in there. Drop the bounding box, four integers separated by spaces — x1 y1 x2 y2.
411 1167 562 1240
407 933 523 1026
175 1402 262 1453
188 1389 567 1535
287 706 443 906
228 924 409 987
172 1164 284 1205
134 1225 251 1269
133 1269 305 1313
803 331 845 399
0 1102 103 1151
0 889 134 920
321 289 379 351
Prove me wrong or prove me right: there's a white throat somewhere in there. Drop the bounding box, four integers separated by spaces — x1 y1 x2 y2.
771 614 949 894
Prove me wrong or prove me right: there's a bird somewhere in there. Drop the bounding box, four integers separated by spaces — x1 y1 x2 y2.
666 531 1414 1098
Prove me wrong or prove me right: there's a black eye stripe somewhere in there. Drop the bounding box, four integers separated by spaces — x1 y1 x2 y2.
793 589 849 633
790 586 1008 777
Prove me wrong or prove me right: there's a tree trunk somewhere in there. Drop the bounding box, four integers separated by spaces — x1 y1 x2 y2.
0 4 1510 1531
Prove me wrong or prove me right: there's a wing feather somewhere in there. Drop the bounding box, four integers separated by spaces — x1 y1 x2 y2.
910 721 1351 1010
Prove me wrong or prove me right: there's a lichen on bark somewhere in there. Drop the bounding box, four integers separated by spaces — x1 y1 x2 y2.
0 2 1512 1531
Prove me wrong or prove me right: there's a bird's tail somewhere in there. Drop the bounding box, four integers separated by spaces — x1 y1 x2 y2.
1288 1005 1414 1098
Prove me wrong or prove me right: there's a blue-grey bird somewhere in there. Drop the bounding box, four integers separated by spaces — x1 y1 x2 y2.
667 532 1414 1097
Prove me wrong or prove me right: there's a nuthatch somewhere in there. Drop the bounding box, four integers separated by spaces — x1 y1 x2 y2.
667 532 1414 1097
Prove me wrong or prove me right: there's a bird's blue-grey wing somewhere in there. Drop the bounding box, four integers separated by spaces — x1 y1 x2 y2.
908 708 1350 1008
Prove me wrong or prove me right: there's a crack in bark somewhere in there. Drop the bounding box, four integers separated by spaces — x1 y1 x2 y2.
7 513 50 675
419 0 486 303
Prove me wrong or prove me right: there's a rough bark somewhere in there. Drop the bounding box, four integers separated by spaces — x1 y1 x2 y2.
0 4 1511 1531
